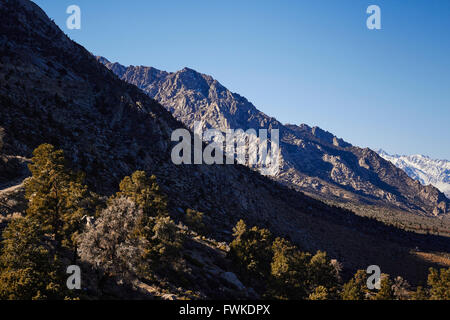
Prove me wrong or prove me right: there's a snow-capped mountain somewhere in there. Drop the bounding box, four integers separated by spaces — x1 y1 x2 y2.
377 150 450 199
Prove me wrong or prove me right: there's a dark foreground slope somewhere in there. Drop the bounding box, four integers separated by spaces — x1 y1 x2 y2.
0 0 449 285
98 58 449 223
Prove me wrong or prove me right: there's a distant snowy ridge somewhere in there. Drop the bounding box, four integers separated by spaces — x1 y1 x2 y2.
377 150 450 199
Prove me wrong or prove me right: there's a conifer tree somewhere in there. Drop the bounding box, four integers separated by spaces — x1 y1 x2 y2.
372 275 394 300
341 270 368 300
412 286 429 300
147 216 184 272
308 286 329 300
427 267 450 300
308 250 340 297
0 217 64 299
184 209 206 234
25 144 90 250
270 237 311 299
116 171 168 218
229 220 273 285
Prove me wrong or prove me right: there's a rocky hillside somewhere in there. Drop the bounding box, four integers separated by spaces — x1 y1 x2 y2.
378 150 450 199
98 58 449 218
0 0 449 287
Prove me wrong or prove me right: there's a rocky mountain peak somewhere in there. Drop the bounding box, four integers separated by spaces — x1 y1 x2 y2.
1 0 450 292
99 56 449 217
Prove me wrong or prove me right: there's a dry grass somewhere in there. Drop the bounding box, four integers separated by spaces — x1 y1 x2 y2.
412 251 450 268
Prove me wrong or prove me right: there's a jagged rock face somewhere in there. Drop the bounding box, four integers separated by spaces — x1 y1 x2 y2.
99 58 450 217
378 150 450 200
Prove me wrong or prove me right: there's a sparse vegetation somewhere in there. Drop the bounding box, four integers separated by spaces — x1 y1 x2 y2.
229 220 340 299
0 127 4 151
184 209 206 234
0 144 449 300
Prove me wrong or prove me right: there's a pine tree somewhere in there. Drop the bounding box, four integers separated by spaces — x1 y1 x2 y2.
25 144 90 250
184 209 206 234
270 237 311 299
147 215 184 272
116 171 168 218
308 250 340 297
412 286 429 300
427 267 450 300
0 144 90 299
372 275 394 300
308 286 329 300
341 270 367 300
229 220 273 286
0 217 64 299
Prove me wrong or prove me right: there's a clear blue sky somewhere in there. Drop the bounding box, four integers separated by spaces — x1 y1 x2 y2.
33 0 450 159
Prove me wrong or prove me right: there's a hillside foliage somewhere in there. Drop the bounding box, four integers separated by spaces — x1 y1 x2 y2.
0 144 449 300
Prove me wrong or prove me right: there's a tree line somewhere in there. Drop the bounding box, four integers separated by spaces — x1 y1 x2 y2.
0 144 448 300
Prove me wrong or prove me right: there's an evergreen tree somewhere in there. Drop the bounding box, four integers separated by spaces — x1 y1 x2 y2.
77 197 149 280
270 237 311 299
412 286 429 300
147 215 184 272
184 209 206 234
427 267 450 300
116 171 168 218
308 250 340 297
0 144 91 300
308 286 329 300
341 270 368 300
114 171 183 271
229 220 273 286
25 144 90 250
372 275 394 300
0 217 65 299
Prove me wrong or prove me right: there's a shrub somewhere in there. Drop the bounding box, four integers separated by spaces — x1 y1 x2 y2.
77 197 149 280
0 127 4 151
184 209 206 234
308 286 329 300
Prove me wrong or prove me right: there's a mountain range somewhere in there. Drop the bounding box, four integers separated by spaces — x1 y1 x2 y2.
0 0 449 293
378 150 450 199
97 57 449 220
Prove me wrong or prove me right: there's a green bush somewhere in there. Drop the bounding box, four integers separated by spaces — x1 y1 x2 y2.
185 209 206 234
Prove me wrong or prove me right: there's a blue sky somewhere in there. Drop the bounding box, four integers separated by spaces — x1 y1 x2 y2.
33 0 450 159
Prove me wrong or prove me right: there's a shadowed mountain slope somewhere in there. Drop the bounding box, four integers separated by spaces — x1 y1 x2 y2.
0 0 449 286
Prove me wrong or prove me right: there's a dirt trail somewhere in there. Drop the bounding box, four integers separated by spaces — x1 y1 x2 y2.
0 179 26 195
